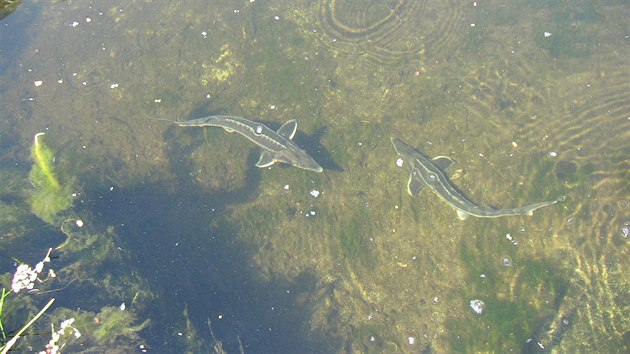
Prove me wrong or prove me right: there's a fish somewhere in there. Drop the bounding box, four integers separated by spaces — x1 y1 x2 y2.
175 115 323 172
391 137 563 220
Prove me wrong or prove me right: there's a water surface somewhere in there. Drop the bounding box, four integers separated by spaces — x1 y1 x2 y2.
0 0 628 352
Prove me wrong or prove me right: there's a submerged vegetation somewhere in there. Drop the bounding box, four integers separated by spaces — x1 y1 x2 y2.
0 133 156 353
28 133 74 225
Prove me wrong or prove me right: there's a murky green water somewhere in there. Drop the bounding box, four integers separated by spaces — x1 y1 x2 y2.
1 0 628 353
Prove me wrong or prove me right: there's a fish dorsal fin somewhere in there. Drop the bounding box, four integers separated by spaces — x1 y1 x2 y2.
277 119 297 139
456 210 470 220
255 151 276 168
407 172 426 196
433 156 455 171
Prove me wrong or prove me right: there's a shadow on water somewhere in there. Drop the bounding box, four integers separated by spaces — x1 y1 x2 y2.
82 130 334 352
296 126 343 173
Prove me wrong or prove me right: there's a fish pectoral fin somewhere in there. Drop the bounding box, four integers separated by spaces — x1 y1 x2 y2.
277 119 298 139
456 210 470 220
255 151 276 168
432 156 456 171
406 175 425 196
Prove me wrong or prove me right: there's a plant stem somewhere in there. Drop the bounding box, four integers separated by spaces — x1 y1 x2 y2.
33 133 61 190
0 298 55 354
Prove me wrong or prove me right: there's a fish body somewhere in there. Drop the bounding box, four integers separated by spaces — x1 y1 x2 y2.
177 115 323 172
391 137 562 220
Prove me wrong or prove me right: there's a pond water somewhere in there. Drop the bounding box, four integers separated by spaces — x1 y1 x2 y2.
1 0 628 353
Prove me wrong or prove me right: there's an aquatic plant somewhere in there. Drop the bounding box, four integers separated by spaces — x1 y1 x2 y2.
0 298 55 354
0 249 57 354
28 133 74 224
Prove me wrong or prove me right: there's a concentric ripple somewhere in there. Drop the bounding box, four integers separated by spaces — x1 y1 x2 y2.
315 0 468 64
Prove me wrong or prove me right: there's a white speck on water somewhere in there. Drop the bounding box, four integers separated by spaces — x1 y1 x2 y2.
120 302 126 311
110 83 119 89
154 98 162 103
549 151 557 157
283 184 290 190
75 220 84 228
470 23 475 27
34 80 43 87
70 21 79 27
57 79 63 83
201 31 207 38
269 104 276 110
85 16 92 23
408 336 416 345
310 189 320 198
470 299 485 314
274 15 280 20
396 158 404 167
506 233 512 241
255 125 263 134
544 31 552 37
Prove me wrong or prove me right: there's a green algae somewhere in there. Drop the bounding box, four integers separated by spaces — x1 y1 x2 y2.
200 44 237 85
338 213 375 270
42 305 149 352
450 232 571 352
28 133 74 225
